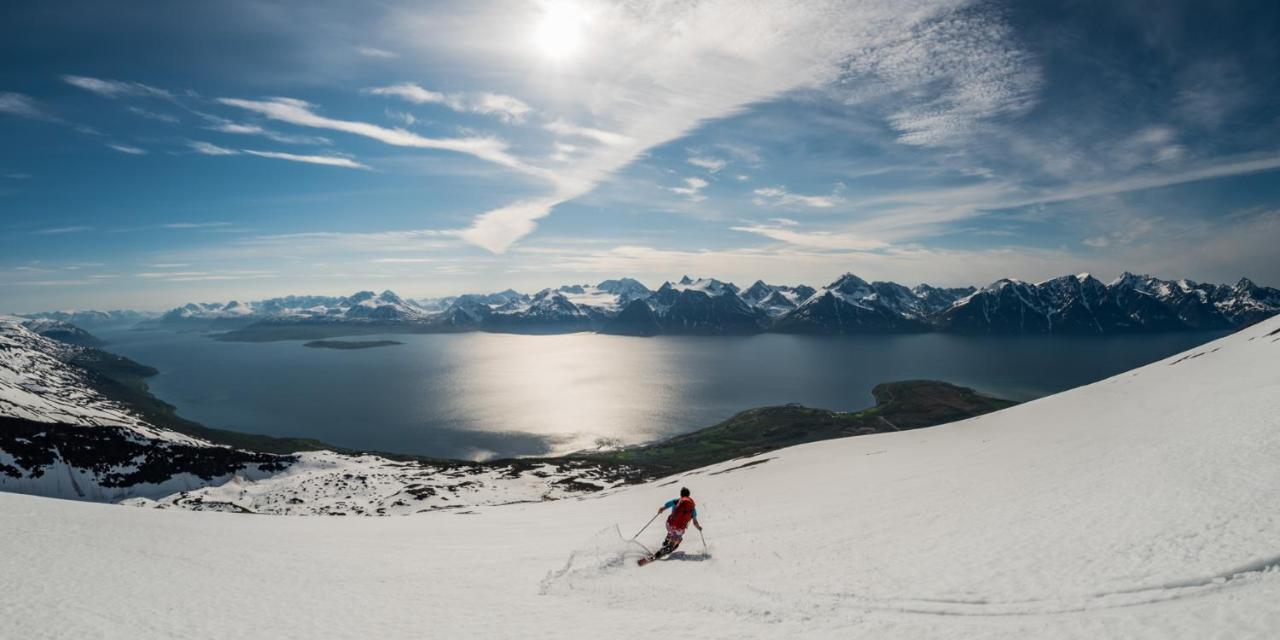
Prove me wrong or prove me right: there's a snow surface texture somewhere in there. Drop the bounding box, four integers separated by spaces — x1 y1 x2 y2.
122 452 630 516
2 318 1279 637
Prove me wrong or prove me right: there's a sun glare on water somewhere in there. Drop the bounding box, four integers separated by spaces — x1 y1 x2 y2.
533 1 589 61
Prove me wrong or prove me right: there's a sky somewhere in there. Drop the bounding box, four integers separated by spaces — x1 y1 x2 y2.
1 0 1279 312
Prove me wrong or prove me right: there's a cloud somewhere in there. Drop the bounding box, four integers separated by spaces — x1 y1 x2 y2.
364 83 532 123
356 46 399 59
386 110 416 126
135 270 276 282
107 143 147 155
202 118 331 145
471 92 532 123
456 197 564 253
855 8 1041 147
188 140 239 156
731 223 887 250
62 75 171 99
669 177 709 202
3 279 99 287
544 119 631 147
688 156 726 172
752 186 840 208
376 0 1034 252
126 106 179 123
0 92 54 120
219 97 543 177
32 226 92 235
371 257 441 264
242 149 370 169
163 222 230 229
1010 155 1280 209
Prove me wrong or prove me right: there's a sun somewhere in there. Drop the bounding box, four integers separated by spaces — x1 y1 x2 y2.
532 2 588 61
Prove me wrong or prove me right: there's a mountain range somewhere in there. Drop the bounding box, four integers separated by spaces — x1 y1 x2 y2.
25 272 1280 339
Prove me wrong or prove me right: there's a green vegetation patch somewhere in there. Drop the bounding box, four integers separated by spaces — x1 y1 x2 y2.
573 380 1016 474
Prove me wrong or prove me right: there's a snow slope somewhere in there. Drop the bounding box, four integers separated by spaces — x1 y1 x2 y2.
0 320 188 441
2 317 1280 638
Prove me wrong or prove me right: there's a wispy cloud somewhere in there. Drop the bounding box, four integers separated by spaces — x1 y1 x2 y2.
219 97 542 177
3 279 99 287
669 177 709 202
242 149 370 170
356 46 399 59
687 156 726 173
126 106 179 123
189 138 368 169
134 270 276 282
753 186 840 208
544 119 631 147
731 223 887 250
203 118 331 145
107 143 147 155
0 92 55 120
163 222 230 229
62 75 171 100
456 197 564 252
32 226 93 235
390 0 1028 253
188 140 238 156
364 83 532 123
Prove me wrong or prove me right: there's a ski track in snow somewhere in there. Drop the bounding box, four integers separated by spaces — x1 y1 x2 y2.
1 316 1279 637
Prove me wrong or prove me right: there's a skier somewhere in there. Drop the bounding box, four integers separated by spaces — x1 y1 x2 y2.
640 487 702 565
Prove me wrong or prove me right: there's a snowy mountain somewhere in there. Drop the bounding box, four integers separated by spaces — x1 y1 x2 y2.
740 280 817 317
773 274 933 333
23 308 155 328
937 273 1280 334
603 277 765 335
43 272 1278 340
3 308 1278 637
18 317 104 346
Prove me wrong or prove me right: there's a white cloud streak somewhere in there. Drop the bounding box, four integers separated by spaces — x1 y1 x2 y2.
62 75 172 100
205 120 331 145
188 140 238 156
688 156 726 172
356 46 399 59
242 149 370 170
753 186 840 208
107 143 147 155
731 223 887 250
219 97 545 178
32 226 92 235
0 92 53 120
364 83 532 123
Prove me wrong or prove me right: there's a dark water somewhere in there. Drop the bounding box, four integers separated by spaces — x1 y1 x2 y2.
95 328 1225 460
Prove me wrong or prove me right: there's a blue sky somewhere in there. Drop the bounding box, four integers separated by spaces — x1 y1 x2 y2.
2 0 1279 312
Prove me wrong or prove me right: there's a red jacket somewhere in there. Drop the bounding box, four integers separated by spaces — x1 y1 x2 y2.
666 496 697 530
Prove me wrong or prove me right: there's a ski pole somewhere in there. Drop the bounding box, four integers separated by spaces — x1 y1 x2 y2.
632 511 661 540
698 528 707 552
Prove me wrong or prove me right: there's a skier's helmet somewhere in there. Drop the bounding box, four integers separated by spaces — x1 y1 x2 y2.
680 487 691 497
